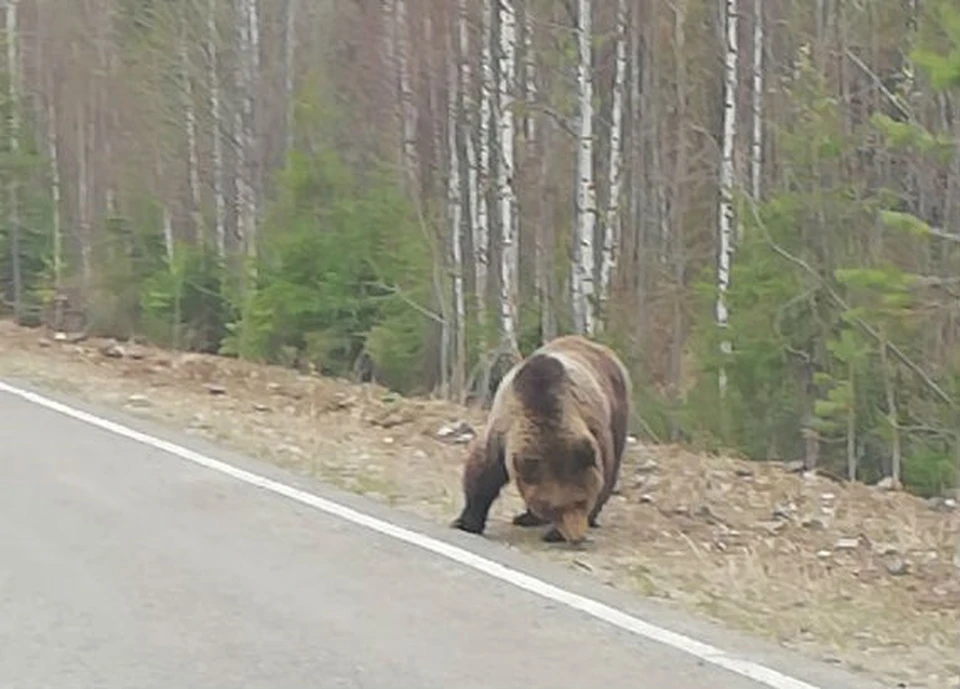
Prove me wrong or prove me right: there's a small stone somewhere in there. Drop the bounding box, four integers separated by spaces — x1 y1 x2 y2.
801 517 827 530
872 543 899 556
572 559 594 573
100 340 125 358
820 492 836 501
453 433 473 445
439 420 475 441
945 498 957 510
626 435 639 445
383 436 395 445
757 520 787 535
783 460 805 473
875 476 900 491
834 537 860 550
253 403 269 412
206 383 227 395
37 338 52 348
638 494 655 504
772 502 794 520
126 393 150 407
189 413 211 429
734 467 754 478
53 331 67 341
885 558 910 576
636 459 658 473
816 550 832 559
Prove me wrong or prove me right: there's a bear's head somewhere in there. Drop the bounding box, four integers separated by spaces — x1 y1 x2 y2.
507 429 603 543
505 352 604 543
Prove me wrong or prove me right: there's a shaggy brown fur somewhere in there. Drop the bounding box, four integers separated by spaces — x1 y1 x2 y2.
451 335 632 544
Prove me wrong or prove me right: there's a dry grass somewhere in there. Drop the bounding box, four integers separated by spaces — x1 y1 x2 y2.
1 320 958 689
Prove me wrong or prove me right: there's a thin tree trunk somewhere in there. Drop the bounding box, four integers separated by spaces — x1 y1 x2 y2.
750 0 763 200
717 0 739 398
245 0 260 259
669 0 689 440
880 341 902 486
522 2 536 144
475 0 493 349
497 0 518 350
847 366 857 481
178 25 202 244
47 96 62 293
6 0 21 321
599 0 627 322
77 99 91 291
448 42 466 401
458 0 480 356
574 0 596 336
396 0 418 189
284 0 298 156
208 0 226 258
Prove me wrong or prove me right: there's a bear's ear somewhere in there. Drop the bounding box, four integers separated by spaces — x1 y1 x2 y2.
516 455 542 484
571 437 597 471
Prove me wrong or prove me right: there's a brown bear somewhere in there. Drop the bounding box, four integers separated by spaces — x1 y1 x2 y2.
451 334 632 544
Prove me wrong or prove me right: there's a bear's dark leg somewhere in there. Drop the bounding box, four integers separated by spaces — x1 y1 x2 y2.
542 526 565 543
451 440 508 536
512 510 550 527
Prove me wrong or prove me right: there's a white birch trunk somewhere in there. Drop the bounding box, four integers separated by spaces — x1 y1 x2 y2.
750 0 763 200
574 0 597 336
5 0 20 319
447 49 466 400
47 98 62 291
233 0 259 262
522 4 536 144
162 203 174 263
77 100 91 289
208 0 226 258
395 0 418 187
178 28 202 241
475 0 493 346
245 0 260 259
284 0 298 156
599 0 627 316
717 0 739 397
497 0 518 349
459 0 479 336
233 0 249 256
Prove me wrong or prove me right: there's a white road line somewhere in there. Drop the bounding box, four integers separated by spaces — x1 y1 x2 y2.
0 379 825 689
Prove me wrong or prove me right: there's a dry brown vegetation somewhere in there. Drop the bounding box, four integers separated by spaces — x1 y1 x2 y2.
1 320 957 689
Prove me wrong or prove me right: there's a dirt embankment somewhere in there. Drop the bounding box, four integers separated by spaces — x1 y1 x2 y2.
1 320 957 689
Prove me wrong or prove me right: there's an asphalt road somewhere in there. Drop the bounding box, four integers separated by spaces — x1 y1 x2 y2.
0 381 888 689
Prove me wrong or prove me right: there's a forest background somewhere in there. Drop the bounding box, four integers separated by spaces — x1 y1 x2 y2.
1 0 959 499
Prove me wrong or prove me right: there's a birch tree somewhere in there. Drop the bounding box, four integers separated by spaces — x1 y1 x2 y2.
46 96 62 294
395 0 419 189
447 34 466 399
284 0 298 156
5 0 20 320
208 0 226 258
599 0 627 319
716 0 738 397
475 0 493 347
750 0 763 199
458 0 480 363
573 0 597 336
178 17 201 241
497 0 518 350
